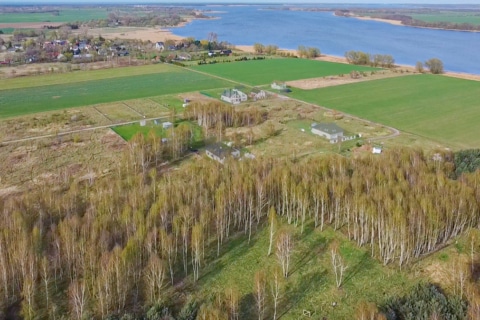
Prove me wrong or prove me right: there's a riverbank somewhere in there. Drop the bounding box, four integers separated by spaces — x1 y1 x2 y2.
235 44 480 81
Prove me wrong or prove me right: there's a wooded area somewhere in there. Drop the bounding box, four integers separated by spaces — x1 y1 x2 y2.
1 127 480 318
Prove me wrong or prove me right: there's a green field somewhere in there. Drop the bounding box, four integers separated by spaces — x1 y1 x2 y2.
411 12 480 26
0 8 108 24
0 64 180 91
191 58 379 86
290 74 480 149
0 66 233 118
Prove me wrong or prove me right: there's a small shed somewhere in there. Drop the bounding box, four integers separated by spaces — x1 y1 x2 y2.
163 122 173 129
271 81 287 90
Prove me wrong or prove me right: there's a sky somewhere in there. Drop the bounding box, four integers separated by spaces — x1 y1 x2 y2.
6 0 480 4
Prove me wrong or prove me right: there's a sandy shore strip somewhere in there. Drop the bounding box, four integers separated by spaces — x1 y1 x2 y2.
350 15 404 27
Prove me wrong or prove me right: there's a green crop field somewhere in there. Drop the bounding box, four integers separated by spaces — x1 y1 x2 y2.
191 58 378 86
0 8 108 24
411 12 480 26
0 66 233 118
290 74 480 149
0 64 179 91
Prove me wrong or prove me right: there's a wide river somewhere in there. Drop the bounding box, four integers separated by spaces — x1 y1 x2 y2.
171 4 480 75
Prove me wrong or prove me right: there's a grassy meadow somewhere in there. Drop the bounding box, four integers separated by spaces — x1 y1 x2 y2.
191 58 379 86
411 12 480 25
193 222 416 319
290 74 480 149
0 66 233 118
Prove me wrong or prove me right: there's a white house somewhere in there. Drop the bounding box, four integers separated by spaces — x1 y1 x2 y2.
162 122 173 129
206 142 240 164
311 123 344 142
155 42 165 51
372 147 382 154
220 89 248 105
250 88 267 100
271 81 287 90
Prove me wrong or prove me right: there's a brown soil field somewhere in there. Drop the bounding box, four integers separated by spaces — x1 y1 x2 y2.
86 26 184 43
286 70 415 90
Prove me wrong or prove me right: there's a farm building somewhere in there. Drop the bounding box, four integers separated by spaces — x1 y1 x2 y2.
162 122 173 129
271 81 287 90
155 42 165 50
311 122 344 142
206 142 240 164
221 89 248 105
250 88 267 100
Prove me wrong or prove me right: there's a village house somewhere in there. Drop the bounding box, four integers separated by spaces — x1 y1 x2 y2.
162 122 173 129
205 142 240 164
271 81 287 90
220 88 248 105
155 41 165 51
311 122 344 143
249 88 267 101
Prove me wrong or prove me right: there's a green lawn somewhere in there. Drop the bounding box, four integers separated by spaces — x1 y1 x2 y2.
289 74 480 149
111 122 166 141
112 120 203 145
0 8 108 24
0 67 233 118
191 58 379 86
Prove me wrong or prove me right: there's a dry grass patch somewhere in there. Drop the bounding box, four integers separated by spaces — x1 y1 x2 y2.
0 108 109 141
0 129 126 190
287 69 415 90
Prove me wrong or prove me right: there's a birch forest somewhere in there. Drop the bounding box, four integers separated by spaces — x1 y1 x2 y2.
1 129 480 318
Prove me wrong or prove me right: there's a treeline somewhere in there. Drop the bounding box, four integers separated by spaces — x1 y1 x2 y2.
454 149 480 179
184 101 267 131
345 50 395 67
1 143 480 318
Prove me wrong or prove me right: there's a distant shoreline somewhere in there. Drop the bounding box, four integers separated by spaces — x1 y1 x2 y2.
335 12 480 34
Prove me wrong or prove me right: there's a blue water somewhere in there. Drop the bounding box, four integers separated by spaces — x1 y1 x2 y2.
171 5 480 74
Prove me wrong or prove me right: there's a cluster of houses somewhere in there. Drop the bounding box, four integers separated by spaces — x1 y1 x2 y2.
220 87 267 104
0 37 135 64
